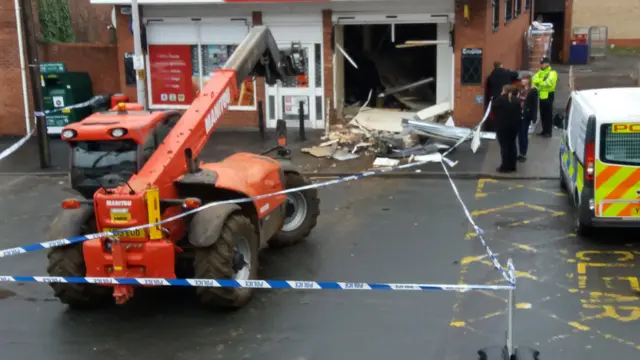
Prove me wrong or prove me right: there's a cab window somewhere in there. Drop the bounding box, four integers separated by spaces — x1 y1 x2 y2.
141 113 181 165
600 124 640 166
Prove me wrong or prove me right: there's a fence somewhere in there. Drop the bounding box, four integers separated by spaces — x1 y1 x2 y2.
587 26 608 59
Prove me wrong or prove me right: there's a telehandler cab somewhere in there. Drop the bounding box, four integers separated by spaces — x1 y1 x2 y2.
47 26 320 309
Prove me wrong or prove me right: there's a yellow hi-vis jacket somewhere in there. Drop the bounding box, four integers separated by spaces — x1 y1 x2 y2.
532 66 558 100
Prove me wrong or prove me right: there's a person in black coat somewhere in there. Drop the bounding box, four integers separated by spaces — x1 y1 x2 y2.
517 75 539 162
484 62 520 131
493 85 522 173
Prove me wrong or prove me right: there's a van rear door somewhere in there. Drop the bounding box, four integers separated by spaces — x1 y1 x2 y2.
594 122 640 218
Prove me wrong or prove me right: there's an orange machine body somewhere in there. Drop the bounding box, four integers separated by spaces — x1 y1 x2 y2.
62 69 288 299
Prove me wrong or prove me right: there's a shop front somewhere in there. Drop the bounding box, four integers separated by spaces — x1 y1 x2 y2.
101 0 533 130
143 17 259 118
262 15 325 130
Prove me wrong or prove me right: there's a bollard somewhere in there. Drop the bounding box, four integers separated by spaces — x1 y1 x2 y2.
298 100 306 141
258 100 265 140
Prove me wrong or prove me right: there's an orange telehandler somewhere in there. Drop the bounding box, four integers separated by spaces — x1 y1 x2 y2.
47 26 320 309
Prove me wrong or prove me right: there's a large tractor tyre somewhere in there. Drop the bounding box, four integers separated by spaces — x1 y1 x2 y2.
192 213 259 310
268 172 320 248
46 208 111 309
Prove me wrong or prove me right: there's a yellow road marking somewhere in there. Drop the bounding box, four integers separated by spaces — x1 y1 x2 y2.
472 202 524 216
513 243 537 252
576 250 635 262
568 321 591 331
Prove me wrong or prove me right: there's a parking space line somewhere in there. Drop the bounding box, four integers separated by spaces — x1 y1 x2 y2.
475 178 566 199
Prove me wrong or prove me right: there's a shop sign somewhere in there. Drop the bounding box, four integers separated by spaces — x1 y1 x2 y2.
148 45 194 105
40 62 66 75
284 96 308 116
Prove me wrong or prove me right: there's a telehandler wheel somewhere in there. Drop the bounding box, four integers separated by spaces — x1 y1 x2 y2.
268 172 320 248
46 209 111 309
193 213 259 310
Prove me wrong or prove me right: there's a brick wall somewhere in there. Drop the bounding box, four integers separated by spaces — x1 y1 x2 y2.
41 43 120 95
0 1 115 136
452 0 488 127
0 1 29 136
453 0 532 127
322 9 334 126
67 0 113 44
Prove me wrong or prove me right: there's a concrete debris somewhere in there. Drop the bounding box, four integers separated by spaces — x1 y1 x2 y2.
332 150 360 161
416 102 452 122
302 145 336 158
373 157 400 167
349 108 410 133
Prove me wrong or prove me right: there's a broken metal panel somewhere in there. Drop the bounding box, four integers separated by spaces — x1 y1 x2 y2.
402 118 496 145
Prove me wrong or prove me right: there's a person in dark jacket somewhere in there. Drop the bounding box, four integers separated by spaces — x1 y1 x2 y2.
517 74 539 162
493 85 522 173
485 62 520 131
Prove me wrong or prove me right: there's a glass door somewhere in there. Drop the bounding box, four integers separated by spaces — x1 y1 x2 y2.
266 43 324 129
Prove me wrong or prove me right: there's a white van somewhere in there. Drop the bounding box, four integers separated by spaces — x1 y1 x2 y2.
557 87 640 235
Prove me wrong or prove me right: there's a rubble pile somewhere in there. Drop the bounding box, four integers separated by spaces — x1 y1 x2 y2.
301 101 456 167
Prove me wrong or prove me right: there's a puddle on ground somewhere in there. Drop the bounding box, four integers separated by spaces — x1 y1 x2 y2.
0 288 16 300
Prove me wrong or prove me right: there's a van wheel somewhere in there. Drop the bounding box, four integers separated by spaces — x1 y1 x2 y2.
574 196 593 237
559 162 567 192
575 216 593 237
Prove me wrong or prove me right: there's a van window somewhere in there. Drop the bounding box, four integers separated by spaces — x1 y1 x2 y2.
600 124 640 166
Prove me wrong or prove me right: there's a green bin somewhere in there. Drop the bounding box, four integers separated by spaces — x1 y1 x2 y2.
40 62 94 135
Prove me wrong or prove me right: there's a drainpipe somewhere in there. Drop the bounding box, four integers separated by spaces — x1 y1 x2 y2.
13 0 31 134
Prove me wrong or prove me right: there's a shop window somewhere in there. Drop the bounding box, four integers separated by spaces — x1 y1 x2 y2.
514 0 521 17
200 44 256 109
282 96 310 121
280 47 309 88
268 95 275 119
141 113 180 165
147 44 256 110
492 0 500 31
315 96 322 121
314 43 322 88
524 0 531 10
505 0 513 23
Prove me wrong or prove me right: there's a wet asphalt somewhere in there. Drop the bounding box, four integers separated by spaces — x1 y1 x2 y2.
0 175 638 360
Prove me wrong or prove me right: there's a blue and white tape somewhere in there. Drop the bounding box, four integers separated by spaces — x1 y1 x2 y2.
0 130 34 162
0 104 514 287
0 153 452 258
0 275 514 291
440 161 515 286
33 96 106 117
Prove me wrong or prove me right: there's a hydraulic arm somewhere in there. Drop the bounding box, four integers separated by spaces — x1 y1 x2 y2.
122 25 300 195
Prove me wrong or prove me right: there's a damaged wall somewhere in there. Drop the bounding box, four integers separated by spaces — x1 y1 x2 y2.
334 25 345 120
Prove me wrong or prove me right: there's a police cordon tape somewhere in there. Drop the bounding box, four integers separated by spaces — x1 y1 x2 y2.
0 96 107 163
0 130 35 162
0 153 454 258
441 160 515 286
0 99 515 287
33 95 106 117
0 276 514 291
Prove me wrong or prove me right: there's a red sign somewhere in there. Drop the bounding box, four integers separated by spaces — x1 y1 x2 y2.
149 45 194 105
